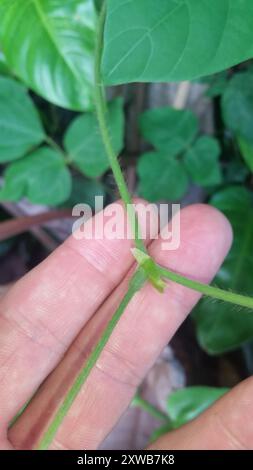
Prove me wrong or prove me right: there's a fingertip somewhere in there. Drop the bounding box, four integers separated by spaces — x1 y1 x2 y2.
180 203 233 258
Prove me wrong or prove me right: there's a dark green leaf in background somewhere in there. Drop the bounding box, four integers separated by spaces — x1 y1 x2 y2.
0 0 96 110
102 0 253 85
64 98 124 178
0 147 71 205
167 387 228 429
149 386 228 442
139 107 198 156
203 72 228 98
222 70 253 144
224 157 249 185
184 136 222 187
66 176 105 209
0 77 44 162
194 187 253 354
237 137 253 173
137 151 189 202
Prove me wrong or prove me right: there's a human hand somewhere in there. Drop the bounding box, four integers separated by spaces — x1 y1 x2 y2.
0 201 251 450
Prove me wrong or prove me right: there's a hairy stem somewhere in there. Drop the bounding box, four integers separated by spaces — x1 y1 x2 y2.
37 268 147 450
158 265 253 310
133 249 253 310
94 2 146 253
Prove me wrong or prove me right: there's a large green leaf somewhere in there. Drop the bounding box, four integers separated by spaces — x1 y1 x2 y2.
137 151 189 202
64 98 124 178
0 0 96 110
102 0 253 85
184 136 222 187
139 107 198 155
167 387 228 429
0 77 44 162
222 70 253 144
0 147 71 205
194 187 253 355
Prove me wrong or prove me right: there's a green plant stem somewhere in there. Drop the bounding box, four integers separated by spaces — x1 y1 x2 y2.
94 2 146 253
132 395 168 422
158 265 253 310
37 268 147 450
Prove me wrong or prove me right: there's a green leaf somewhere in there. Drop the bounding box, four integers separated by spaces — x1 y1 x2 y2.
0 50 11 76
0 77 44 162
0 0 96 111
139 107 198 155
194 187 253 354
150 422 172 443
0 147 71 206
137 151 189 202
237 136 253 172
184 136 222 187
224 155 249 184
222 70 253 144
65 176 105 209
102 0 253 85
202 72 228 98
64 98 124 178
167 387 228 429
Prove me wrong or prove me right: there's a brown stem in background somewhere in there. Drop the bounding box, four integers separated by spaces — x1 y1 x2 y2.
0 209 72 243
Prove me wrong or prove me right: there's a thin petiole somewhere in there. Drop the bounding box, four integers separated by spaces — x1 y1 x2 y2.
94 2 146 254
158 265 253 310
132 395 168 422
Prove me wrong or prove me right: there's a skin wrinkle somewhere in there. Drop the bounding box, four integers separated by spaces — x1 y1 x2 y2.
28 247 108 308
0 338 54 387
0 315 61 407
66 199 157 276
213 411 248 450
95 343 143 389
0 305 68 354
0 316 66 387
65 242 118 284
0 243 123 355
